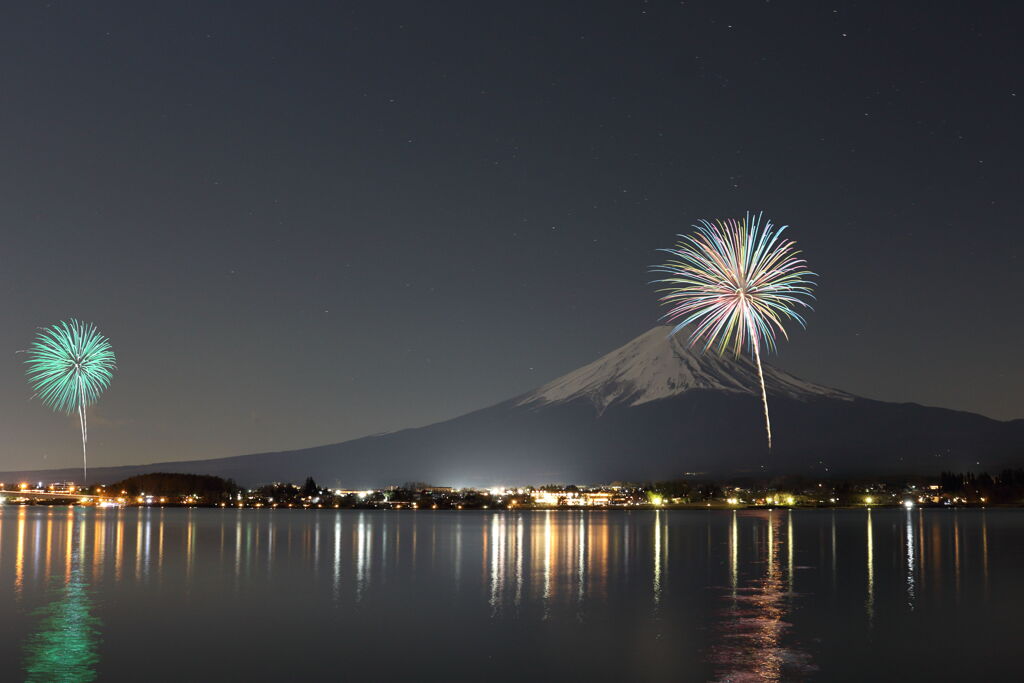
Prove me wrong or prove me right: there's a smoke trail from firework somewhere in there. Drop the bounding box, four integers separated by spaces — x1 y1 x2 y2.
25 319 116 482
652 211 816 449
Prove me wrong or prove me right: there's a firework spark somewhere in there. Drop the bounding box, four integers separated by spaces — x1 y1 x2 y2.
25 319 116 482
652 211 816 448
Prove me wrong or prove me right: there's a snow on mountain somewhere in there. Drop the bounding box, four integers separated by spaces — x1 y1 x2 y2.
518 326 851 411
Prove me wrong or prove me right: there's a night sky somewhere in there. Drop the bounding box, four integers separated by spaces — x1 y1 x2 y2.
0 1 1020 471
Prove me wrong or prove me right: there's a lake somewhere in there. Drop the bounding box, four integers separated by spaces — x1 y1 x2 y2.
0 506 1018 681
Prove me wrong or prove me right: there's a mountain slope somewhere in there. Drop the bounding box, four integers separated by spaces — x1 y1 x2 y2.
518 326 851 410
3 327 1021 486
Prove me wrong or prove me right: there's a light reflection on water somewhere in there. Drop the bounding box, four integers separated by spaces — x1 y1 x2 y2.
867 507 874 625
21 509 101 682
710 510 814 682
0 506 1015 681
905 509 915 610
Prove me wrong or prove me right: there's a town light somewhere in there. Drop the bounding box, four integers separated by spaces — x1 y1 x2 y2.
903 499 914 509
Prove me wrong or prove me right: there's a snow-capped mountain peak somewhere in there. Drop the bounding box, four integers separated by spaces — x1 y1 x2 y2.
518 326 851 410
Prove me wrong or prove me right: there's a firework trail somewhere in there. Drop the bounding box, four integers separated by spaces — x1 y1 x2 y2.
25 319 116 482
652 212 816 449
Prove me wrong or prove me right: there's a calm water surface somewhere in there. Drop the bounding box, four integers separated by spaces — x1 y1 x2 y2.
0 506 1019 681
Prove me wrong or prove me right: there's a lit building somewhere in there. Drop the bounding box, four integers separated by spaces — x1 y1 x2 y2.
532 489 617 507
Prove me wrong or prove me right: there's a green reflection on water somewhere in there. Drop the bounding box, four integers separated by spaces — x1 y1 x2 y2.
23 518 101 683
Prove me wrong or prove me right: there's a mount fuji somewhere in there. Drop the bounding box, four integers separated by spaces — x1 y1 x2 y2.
517 327 853 411
4 327 1022 486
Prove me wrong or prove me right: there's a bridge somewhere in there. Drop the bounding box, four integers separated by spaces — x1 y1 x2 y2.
0 488 101 502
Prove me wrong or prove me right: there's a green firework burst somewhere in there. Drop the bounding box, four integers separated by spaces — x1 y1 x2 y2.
25 319 116 481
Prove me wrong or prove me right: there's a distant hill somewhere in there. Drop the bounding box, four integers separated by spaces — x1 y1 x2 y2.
107 472 238 498
3 327 1022 487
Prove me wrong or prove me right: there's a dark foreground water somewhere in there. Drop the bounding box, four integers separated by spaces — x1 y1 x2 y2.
0 506 1019 682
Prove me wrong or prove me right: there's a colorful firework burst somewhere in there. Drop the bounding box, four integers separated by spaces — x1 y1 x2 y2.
652 211 816 448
